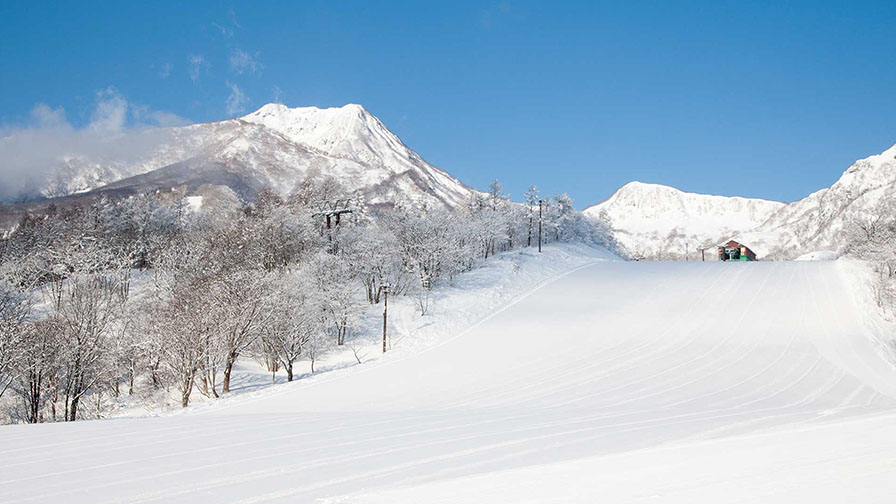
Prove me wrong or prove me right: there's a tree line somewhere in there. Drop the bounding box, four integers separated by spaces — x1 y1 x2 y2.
0 176 613 423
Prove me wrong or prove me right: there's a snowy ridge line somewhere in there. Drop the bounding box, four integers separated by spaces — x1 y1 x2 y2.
584 142 896 260
193 248 614 416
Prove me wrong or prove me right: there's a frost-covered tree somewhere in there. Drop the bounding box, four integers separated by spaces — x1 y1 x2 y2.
308 252 362 346
845 199 896 312
11 319 59 423
53 273 125 421
258 272 325 381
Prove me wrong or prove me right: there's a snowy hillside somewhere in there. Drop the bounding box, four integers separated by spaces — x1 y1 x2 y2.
33 103 476 208
583 181 784 259
3 257 896 502
585 142 896 259
739 142 896 257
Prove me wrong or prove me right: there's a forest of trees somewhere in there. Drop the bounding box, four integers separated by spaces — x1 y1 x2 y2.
0 176 613 423
845 200 896 320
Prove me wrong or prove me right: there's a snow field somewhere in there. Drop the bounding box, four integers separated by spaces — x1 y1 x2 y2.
1 254 895 502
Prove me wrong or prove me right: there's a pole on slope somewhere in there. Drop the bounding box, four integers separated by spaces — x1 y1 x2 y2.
538 199 543 253
696 246 708 262
382 284 390 353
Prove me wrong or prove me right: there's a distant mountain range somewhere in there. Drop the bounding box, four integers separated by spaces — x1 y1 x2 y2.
5 101 894 261
584 142 896 260
2 103 476 217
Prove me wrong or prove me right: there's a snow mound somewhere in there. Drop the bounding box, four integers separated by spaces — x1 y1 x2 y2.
795 250 839 261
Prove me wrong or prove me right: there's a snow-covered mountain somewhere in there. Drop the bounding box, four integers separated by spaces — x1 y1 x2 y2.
738 142 896 257
583 181 784 259
32 103 476 209
585 142 896 260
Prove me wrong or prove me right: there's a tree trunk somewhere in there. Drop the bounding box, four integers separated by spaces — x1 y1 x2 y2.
181 372 194 407
68 396 79 422
27 371 41 424
222 354 236 393
286 363 294 382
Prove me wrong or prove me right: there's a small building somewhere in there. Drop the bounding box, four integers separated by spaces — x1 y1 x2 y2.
718 240 757 261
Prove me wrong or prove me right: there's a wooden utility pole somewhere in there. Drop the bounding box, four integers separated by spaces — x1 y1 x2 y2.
382 284 390 353
538 199 543 253
696 246 709 261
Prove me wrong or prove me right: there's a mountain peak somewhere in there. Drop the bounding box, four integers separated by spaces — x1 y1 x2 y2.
243 102 370 122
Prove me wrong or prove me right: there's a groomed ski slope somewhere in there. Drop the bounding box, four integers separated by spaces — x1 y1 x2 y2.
3 258 896 503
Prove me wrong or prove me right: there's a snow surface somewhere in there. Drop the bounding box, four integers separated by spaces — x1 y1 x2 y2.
795 250 839 261
2 252 896 503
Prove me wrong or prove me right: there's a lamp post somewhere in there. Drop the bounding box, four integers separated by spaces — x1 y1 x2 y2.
382 283 390 353
538 199 543 253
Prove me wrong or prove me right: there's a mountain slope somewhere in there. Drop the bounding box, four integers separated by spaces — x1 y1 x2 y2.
739 142 896 256
583 181 784 259
2 259 895 502
585 142 896 259
28 104 476 210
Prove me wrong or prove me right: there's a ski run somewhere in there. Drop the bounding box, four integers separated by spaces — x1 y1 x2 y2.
2 246 896 503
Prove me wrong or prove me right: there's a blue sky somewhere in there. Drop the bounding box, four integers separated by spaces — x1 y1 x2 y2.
1 1 894 206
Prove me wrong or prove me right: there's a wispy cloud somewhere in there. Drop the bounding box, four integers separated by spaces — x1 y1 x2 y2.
227 8 241 29
212 22 233 38
225 82 249 116
213 8 241 37
0 87 189 201
188 54 208 82
158 62 172 79
229 48 262 75
271 85 284 104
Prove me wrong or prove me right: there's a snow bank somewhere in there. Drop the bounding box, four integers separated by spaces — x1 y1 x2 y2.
794 250 838 261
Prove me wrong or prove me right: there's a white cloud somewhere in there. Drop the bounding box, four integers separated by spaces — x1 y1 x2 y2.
89 87 129 134
188 54 208 82
0 88 190 201
229 49 262 75
28 103 69 129
226 82 249 116
131 105 191 127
